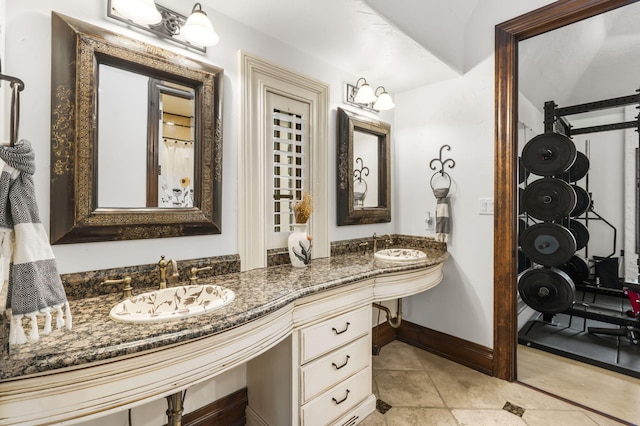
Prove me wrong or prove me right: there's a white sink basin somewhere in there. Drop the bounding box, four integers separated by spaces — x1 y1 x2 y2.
109 284 235 323
374 248 426 263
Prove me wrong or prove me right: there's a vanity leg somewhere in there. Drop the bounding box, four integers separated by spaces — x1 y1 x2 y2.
166 390 186 426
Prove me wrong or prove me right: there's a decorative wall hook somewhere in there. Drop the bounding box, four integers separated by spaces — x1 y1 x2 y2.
353 157 370 183
429 144 455 175
353 157 370 208
429 145 455 191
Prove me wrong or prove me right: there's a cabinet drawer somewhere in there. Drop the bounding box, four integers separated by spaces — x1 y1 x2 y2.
301 367 371 426
300 306 370 364
300 335 370 403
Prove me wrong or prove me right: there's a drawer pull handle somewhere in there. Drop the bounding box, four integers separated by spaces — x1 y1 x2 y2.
332 322 350 335
332 355 351 370
332 389 350 405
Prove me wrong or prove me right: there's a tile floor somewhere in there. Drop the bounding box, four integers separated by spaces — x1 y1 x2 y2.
360 341 629 425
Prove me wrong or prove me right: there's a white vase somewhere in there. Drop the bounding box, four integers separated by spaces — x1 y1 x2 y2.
288 223 312 267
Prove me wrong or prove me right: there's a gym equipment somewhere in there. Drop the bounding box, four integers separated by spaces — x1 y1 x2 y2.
518 267 575 314
518 157 530 184
568 151 590 182
568 219 589 251
520 223 576 267
521 132 577 176
569 185 591 217
560 255 589 284
521 178 576 221
518 248 532 274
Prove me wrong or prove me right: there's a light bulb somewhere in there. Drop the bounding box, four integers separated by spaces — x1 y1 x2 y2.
354 83 376 104
181 5 219 47
374 91 395 110
112 0 161 25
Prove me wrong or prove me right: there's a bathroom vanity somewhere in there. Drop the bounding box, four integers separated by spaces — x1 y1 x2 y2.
0 248 447 425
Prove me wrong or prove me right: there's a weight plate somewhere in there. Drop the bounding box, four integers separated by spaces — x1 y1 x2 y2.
569 152 590 182
570 185 591 217
560 255 590 284
521 178 577 221
518 157 530 184
520 223 577 266
518 267 575 314
518 248 532 274
521 132 577 177
568 219 589 251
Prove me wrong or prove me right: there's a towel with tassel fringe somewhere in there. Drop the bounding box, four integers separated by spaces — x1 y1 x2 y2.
433 187 450 243
0 140 71 344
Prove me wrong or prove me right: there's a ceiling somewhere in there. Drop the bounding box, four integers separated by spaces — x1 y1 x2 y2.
519 1 640 111
199 0 639 109
203 0 474 93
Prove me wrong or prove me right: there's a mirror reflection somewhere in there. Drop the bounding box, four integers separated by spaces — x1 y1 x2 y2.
50 12 223 243
352 131 379 209
98 65 196 208
336 107 390 225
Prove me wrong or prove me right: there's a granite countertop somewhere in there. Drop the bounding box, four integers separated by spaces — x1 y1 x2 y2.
1 249 448 381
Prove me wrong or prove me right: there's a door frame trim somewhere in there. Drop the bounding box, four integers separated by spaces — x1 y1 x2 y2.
493 0 637 381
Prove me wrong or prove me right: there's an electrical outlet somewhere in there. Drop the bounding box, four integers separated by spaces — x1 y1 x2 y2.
425 211 434 230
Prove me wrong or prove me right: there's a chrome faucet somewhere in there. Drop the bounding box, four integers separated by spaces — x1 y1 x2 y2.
158 255 179 289
372 233 378 252
187 266 212 284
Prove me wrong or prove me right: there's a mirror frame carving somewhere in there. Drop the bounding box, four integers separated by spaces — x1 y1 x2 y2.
50 12 223 244
336 107 391 225
493 0 636 381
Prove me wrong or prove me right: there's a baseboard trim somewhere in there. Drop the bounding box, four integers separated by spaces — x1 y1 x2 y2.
396 320 494 376
371 320 397 351
182 387 247 426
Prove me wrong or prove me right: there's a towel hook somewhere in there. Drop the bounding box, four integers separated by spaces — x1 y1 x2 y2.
1 72 25 147
429 144 455 175
353 157 370 183
9 81 21 147
429 145 455 191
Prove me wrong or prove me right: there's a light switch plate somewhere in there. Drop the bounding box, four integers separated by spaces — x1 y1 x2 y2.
479 198 494 215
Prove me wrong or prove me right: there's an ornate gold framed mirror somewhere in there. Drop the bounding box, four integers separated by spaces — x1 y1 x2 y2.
336 107 391 225
50 12 223 244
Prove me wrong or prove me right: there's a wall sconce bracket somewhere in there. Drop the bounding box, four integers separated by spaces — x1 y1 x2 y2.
345 83 379 113
107 0 207 53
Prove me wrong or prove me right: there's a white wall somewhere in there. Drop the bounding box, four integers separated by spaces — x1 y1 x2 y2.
394 0 555 348
4 0 394 274
572 132 625 265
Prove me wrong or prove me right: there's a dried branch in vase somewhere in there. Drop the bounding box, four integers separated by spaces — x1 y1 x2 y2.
293 192 313 224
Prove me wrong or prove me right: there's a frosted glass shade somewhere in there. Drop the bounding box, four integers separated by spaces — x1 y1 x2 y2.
181 10 219 47
354 83 376 104
374 91 395 110
112 0 161 25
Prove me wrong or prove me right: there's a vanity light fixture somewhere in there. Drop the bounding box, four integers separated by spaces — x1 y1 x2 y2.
345 77 395 113
373 86 395 111
107 0 218 53
353 78 376 104
111 0 162 25
181 3 220 47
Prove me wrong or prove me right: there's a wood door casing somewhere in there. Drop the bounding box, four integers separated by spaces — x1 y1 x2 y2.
493 0 638 381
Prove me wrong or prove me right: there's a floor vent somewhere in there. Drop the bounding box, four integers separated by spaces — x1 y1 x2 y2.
340 415 358 426
376 398 392 414
503 401 525 417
